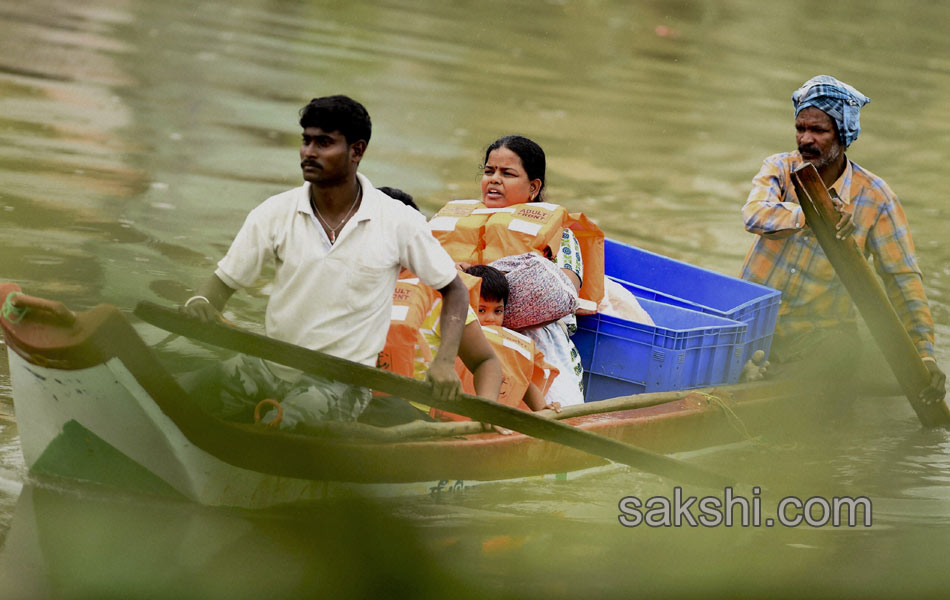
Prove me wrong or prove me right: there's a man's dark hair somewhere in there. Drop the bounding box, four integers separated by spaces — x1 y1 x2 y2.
378 186 419 212
483 135 546 202
464 265 509 305
299 95 372 145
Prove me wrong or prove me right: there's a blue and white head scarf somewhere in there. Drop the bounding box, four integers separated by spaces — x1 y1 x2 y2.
792 75 871 147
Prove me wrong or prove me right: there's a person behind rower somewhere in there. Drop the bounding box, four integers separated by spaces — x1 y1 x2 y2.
181 95 470 429
378 186 420 212
740 75 945 401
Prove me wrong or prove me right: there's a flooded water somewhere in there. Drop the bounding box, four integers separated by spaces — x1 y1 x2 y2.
3 0 950 596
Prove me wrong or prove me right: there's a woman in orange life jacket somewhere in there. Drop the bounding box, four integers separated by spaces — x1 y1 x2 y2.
464 264 561 414
475 136 588 407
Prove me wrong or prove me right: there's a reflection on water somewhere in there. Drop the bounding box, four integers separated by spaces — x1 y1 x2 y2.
4 0 950 594
4 413 950 599
1 484 476 599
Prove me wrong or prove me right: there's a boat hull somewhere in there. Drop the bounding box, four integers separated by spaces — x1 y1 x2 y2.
2 284 816 508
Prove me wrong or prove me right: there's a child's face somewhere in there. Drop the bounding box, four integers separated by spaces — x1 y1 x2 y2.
476 298 505 327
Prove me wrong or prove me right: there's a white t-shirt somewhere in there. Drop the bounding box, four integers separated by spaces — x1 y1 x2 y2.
215 173 457 368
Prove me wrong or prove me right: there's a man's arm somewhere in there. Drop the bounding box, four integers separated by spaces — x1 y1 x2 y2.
181 274 236 322
186 200 274 322
877 271 946 401
426 275 468 402
869 197 936 359
742 157 806 239
870 198 945 401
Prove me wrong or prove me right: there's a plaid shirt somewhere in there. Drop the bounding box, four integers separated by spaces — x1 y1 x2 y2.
740 152 935 359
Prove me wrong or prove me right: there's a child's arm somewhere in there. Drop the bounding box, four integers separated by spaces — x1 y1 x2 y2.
523 382 561 413
458 321 503 401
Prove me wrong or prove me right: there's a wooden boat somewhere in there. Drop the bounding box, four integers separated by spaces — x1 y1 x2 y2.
1 282 826 509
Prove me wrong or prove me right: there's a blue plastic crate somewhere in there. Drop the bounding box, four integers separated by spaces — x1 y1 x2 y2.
603 238 781 365
574 296 747 402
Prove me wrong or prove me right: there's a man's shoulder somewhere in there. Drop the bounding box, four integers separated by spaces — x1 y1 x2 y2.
849 160 889 187
848 160 897 201
751 153 802 184
762 152 800 169
262 183 308 205
249 184 308 216
365 187 428 228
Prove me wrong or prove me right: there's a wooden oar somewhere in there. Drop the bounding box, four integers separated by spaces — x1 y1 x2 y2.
134 300 733 488
790 163 950 427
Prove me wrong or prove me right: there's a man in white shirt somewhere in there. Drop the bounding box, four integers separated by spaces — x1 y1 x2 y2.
182 95 470 428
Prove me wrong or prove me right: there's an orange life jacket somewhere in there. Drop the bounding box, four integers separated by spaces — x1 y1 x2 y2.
431 325 559 422
428 200 485 265
429 200 605 309
377 270 482 380
376 275 437 379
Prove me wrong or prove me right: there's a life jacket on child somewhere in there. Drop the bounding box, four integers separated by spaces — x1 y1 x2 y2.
376 275 437 379
431 324 559 422
377 270 482 380
429 200 605 310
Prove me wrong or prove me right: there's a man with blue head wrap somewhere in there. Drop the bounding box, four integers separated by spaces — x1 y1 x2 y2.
793 75 870 149
740 75 945 402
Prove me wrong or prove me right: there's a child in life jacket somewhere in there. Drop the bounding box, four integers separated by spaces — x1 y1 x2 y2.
463 265 561 413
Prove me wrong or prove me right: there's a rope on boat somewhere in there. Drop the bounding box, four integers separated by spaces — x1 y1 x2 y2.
1 292 28 324
693 391 798 451
691 391 758 444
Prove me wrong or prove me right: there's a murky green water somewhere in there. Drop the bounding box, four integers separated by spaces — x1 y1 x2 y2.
3 0 950 596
